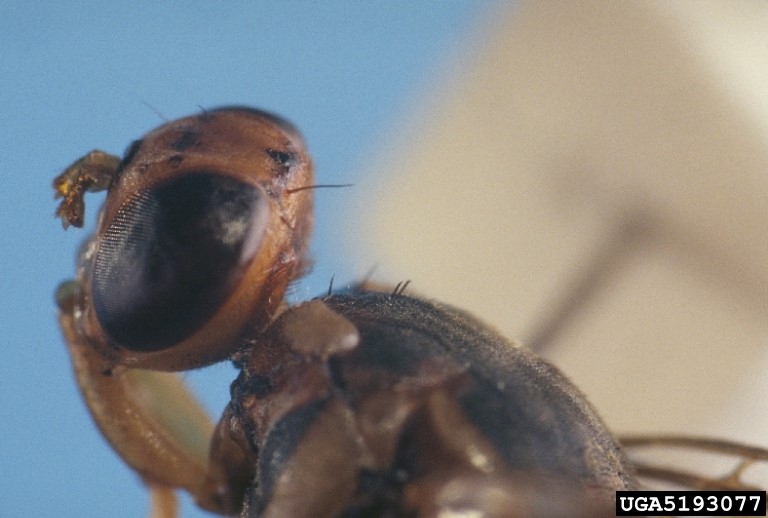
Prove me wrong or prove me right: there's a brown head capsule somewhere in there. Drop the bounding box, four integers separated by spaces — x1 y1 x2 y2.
63 107 313 370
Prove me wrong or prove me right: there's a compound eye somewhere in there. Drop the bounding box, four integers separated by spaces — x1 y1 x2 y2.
92 172 268 352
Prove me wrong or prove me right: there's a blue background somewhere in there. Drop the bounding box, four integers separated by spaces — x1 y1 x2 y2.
0 2 501 516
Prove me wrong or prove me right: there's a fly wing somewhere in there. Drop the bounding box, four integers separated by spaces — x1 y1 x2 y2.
621 435 768 491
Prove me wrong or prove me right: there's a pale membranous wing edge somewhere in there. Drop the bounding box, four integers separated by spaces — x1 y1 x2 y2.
621 435 768 491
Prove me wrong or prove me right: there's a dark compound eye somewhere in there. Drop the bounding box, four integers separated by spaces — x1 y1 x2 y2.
92 172 268 352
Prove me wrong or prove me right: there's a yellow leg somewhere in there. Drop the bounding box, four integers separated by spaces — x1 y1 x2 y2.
149 485 178 518
52 150 120 228
57 282 251 515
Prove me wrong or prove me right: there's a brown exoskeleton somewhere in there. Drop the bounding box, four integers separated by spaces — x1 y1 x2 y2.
54 107 768 517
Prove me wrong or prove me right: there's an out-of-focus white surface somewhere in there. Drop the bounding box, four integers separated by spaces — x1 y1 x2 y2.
350 0 768 443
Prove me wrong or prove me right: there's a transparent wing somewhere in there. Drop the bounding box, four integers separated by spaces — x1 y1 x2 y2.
622 435 768 491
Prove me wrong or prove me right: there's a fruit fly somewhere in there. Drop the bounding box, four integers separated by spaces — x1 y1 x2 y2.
53 107 768 517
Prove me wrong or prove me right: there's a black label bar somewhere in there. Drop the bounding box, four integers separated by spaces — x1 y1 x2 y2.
616 490 766 516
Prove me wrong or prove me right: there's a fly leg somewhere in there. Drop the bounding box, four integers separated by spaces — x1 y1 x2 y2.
56 281 251 517
53 150 120 228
